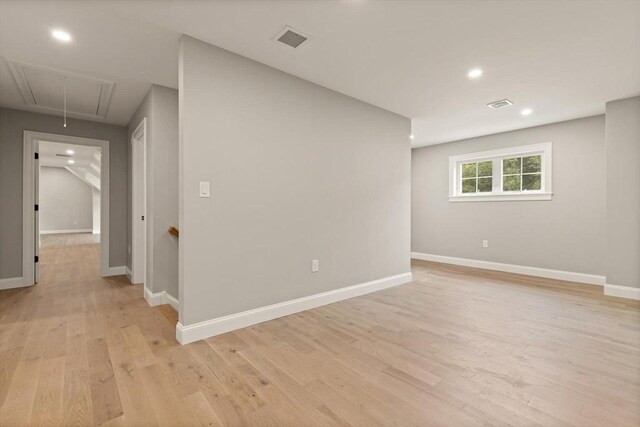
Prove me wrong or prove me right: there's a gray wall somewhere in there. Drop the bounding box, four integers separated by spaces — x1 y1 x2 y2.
127 85 179 298
412 115 606 276
179 36 411 325
606 96 640 288
0 107 127 279
39 167 93 232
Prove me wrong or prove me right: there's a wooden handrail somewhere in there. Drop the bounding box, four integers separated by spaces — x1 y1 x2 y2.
168 226 179 238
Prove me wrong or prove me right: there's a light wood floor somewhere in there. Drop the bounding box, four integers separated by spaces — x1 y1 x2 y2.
1 243 639 426
40 232 100 248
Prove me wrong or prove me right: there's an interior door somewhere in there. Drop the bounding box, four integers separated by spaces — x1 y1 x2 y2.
34 140 40 283
132 130 146 285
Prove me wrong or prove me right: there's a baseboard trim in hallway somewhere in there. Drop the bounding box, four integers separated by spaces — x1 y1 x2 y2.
144 286 180 309
605 283 640 300
411 252 605 286
104 266 126 276
0 276 27 290
176 272 413 345
40 228 93 234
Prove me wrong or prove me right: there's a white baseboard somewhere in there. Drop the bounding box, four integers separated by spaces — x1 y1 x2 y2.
125 267 132 282
176 272 413 345
40 229 93 235
165 293 179 310
144 287 180 310
411 252 605 286
0 276 30 291
604 284 640 300
103 266 126 277
144 287 165 306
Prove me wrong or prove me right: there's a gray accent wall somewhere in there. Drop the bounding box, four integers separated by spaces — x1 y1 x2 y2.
412 115 606 276
127 85 179 299
0 107 127 279
179 36 411 326
39 167 93 232
605 96 640 288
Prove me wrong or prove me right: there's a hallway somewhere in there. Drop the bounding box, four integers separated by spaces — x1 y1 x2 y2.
0 241 177 425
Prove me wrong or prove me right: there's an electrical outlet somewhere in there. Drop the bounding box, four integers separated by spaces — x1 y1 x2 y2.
482 240 489 248
311 259 319 273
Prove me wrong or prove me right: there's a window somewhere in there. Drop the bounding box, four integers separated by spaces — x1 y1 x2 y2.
448 142 552 202
461 161 493 193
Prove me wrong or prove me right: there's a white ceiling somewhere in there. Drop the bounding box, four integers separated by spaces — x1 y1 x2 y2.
39 140 101 169
1 0 638 146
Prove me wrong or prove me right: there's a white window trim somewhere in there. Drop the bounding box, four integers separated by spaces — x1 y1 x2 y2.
448 142 553 202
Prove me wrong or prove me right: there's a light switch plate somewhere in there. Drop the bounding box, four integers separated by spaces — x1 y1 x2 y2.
199 181 210 198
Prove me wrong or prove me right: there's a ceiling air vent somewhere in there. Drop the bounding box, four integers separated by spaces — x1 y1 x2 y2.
486 99 513 109
273 26 310 48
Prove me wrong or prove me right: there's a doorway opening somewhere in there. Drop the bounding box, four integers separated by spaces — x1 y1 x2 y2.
39 140 101 261
23 131 110 284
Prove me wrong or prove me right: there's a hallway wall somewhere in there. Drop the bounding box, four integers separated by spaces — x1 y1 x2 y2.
127 85 179 299
179 36 411 329
39 166 93 233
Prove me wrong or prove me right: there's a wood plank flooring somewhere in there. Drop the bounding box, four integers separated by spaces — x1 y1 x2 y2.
1 241 639 426
40 232 100 248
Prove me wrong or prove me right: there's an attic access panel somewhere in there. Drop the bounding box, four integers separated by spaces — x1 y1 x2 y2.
7 59 114 119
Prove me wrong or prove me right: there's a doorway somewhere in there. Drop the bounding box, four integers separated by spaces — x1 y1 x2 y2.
23 131 110 284
130 118 147 286
38 140 101 255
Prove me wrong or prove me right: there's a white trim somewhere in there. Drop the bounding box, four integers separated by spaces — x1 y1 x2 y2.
165 293 179 310
449 193 553 202
411 252 605 286
144 286 164 306
0 277 29 291
104 266 126 277
144 287 180 310
176 272 413 345
604 284 640 300
40 229 93 235
126 267 132 282
23 131 110 283
449 142 552 202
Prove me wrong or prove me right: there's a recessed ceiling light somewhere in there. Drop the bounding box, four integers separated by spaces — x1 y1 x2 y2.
52 29 72 42
409 134 414 140
66 149 74 155
521 108 533 116
67 159 75 164
468 68 483 79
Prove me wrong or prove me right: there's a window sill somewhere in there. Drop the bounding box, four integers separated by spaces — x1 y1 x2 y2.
448 192 553 202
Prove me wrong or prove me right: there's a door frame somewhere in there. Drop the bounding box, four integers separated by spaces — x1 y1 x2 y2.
130 118 147 286
22 131 110 285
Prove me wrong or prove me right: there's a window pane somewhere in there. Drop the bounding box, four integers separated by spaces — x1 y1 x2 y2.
478 161 492 177
523 155 541 173
522 173 541 190
478 177 492 192
503 157 521 175
462 163 477 178
462 178 476 193
503 175 521 191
